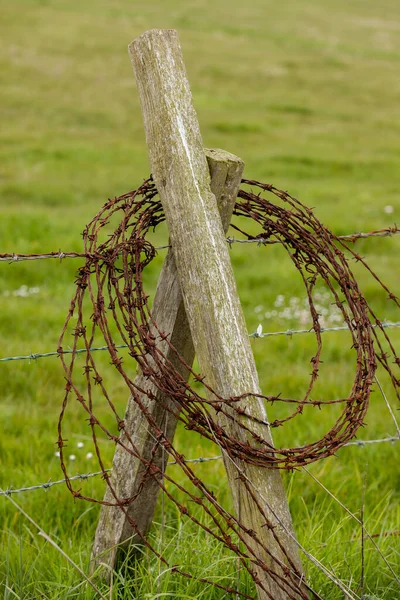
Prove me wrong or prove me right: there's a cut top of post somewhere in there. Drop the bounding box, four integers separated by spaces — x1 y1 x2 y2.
129 29 211 205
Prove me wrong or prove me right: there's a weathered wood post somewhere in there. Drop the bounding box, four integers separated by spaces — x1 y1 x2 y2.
91 148 244 573
93 28 307 599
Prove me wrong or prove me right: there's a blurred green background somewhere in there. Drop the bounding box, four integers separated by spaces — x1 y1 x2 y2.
1 0 400 598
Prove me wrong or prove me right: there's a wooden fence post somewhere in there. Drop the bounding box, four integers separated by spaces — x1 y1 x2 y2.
126 29 307 600
91 148 244 574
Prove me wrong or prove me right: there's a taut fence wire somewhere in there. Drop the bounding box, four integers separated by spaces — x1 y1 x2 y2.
31 175 398 599
2 322 400 363
2 432 400 498
0 225 399 264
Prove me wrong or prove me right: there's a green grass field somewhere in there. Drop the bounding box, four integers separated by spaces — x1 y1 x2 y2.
1 0 400 598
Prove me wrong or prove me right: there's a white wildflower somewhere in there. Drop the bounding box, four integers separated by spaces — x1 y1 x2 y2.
274 295 285 307
4 286 41 298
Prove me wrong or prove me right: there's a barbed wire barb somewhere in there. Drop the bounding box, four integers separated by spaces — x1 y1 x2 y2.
2 435 400 498
2 177 400 598
1 225 399 264
0 456 224 496
2 322 400 364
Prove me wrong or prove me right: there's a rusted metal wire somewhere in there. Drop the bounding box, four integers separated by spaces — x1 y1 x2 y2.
55 178 399 598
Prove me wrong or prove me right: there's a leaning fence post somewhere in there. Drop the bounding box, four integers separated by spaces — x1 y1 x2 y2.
91 148 244 574
126 29 307 600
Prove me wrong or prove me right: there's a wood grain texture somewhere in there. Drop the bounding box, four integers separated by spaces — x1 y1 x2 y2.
129 29 306 599
90 148 244 576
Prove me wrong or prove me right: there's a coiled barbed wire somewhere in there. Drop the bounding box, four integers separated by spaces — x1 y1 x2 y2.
57 178 400 599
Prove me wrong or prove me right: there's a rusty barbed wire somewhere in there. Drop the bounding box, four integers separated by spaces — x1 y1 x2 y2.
54 177 400 598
